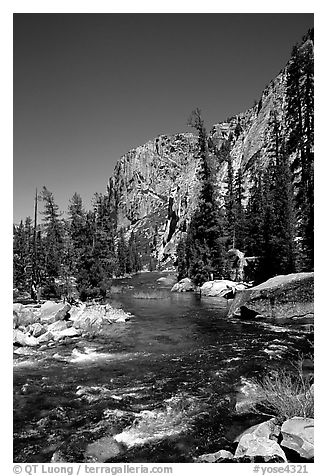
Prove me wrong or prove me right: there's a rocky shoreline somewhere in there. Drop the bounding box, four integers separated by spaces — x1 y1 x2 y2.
195 416 314 463
13 300 132 350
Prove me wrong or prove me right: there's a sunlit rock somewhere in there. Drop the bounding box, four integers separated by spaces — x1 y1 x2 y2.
171 278 196 292
195 449 234 462
228 273 314 320
281 417 314 460
234 433 287 462
37 301 71 324
200 280 246 297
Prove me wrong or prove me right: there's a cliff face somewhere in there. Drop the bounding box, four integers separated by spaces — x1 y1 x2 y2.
107 133 202 264
107 36 313 267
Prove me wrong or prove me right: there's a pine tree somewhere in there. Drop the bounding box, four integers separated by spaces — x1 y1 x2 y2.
76 193 116 299
40 186 64 284
13 221 28 290
176 235 188 280
177 109 227 285
244 173 265 260
245 112 297 283
234 169 247 250
67 193 87 277
285 37 314 270
117 228 128 276
223 140 236 248
127 231 142 273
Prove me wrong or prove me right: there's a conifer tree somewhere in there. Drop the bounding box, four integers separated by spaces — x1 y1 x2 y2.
127 231 142 273
177 109 227 285
117 228 128 276
223 140 236 248
234 169 247 250
13 221 29 290
244 172 265 261
285 37 314 270
39 187 64 291
176 235 188 280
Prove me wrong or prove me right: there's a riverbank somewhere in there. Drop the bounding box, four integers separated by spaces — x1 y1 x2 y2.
13 300 132 350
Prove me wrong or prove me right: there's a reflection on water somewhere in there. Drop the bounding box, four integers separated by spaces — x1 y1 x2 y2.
13 272 312 463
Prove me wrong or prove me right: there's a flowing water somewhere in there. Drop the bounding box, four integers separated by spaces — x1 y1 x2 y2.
13 272 313 463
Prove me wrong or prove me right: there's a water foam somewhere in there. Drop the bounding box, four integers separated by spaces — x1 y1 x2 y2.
113 395 199 448
70 347 152 363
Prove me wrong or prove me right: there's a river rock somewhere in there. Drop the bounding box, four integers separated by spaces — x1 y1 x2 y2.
228 272 314 320
196 449 234 462
84 436 122 462
73 307 107 333
68 303 87 321
281 417 314 460
53 327 82 341
28 322 47 338
73 304 131 332
157 275 178 286
37 331 54 344
38 301 71 324
13 329 39 347
48 321 68 333
13 305 39 328
234 418 281 443
200 280 246 297
171 278 196 292
234 433 287 462
105 305 132 323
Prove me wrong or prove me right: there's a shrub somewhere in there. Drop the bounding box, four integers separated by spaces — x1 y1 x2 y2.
255 358 314 419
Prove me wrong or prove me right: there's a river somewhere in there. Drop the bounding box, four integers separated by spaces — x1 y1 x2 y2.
13 272 312 463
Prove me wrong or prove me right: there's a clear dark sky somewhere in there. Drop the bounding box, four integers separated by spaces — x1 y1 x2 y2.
13 13 313 223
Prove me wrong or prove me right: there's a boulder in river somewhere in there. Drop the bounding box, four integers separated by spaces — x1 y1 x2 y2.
234 433 287 462
13 329 39 347
38 301 71 324
37 331 54 344
234 418 282 443
281 417 314 460
195 449 234 462
171 278 197 292
228 272 314 320
28 322 47 338
157 275 178 286
48 321 68 333
200 280 246 297
72 304 131 333
13 304 39 328
68 303 87 322
53 326 82 341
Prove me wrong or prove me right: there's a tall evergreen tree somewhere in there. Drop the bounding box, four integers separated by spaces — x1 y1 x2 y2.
127 231 142 273
245 112 297 283
223 139 236 248
234 169 247 250
177 109 227 285
13 220 31 291
40 186 64 282
117 228 128 276
244 172 265 261
285 38 314 270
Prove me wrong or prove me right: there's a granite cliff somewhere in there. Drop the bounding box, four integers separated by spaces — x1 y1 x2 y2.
107 34 313 268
